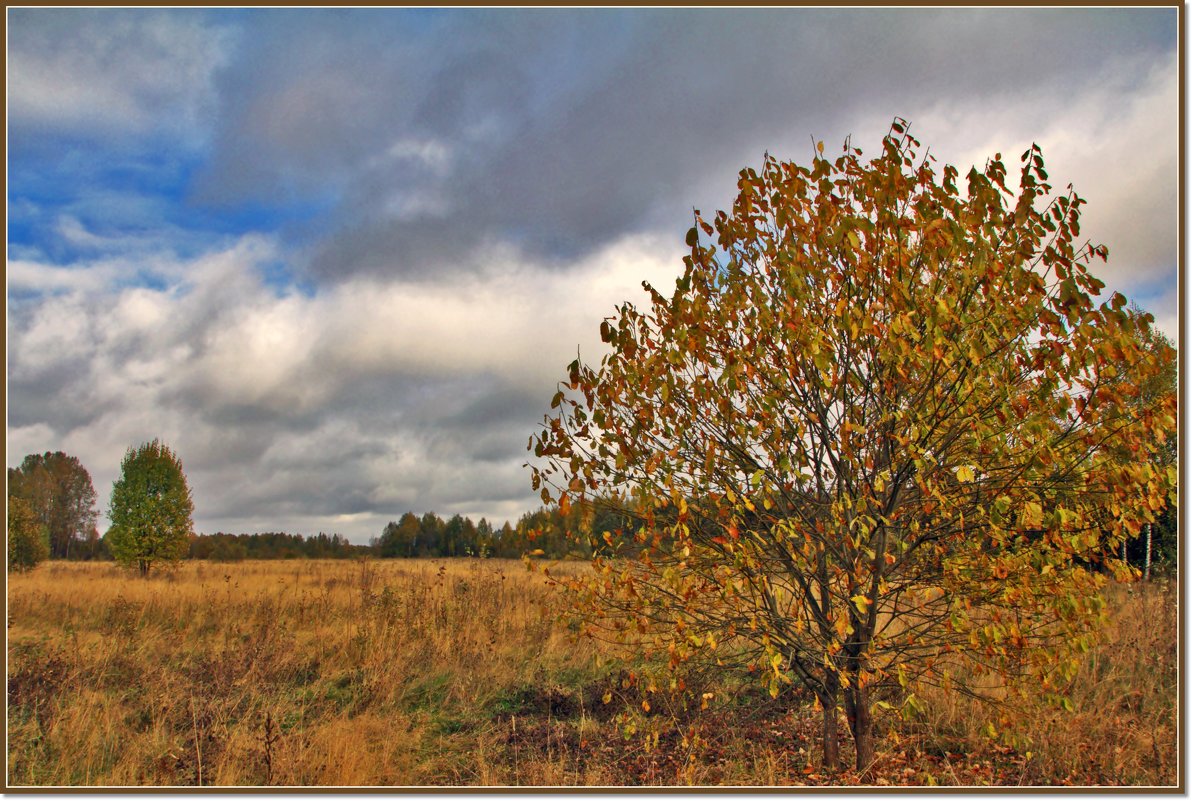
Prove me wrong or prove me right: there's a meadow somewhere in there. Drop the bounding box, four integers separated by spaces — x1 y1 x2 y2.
6 558 1178 787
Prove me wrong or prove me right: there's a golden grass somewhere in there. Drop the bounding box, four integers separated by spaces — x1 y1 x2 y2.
6 559 1178 787
7 559 600 786
908 579 1178 787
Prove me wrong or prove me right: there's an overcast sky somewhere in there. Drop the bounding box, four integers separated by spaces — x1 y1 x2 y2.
7 8 1179 543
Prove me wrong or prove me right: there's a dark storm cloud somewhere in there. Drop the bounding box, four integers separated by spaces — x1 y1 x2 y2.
435 385 543 434
7 364 101 433
189 8 1174 283
422 392 544 466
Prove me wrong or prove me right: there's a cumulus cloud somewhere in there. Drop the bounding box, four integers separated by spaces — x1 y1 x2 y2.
7 233 683 541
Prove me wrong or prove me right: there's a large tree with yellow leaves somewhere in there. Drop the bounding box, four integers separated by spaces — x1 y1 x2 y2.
531 119 1175 775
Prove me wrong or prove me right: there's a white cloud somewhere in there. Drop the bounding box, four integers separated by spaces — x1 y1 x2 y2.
6 232 685 541
906 52 1177 337
8 10 233 142
326 236 680 379
8 259 109 295
159 232 684 419
379 137 453 173
54 215 111 250
7 216 224 296
6 424 56 466
8 292 96 375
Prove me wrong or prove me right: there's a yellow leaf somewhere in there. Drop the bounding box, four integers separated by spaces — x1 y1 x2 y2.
1022 501 1043 528
956 465 975 483
816 140 824 154
851 594 871 613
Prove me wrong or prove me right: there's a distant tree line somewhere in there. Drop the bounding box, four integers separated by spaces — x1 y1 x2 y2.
6 444 1175 569
189 531 367 561
370 495 641 561
183 503 628 562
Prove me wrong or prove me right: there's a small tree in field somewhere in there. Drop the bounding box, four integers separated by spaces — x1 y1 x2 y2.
8 495 50 572
106 440 194 577
530 120 1176 775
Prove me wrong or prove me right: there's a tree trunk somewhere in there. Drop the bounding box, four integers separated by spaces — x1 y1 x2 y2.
821 697 840 773
1144 523 1152 581
845 683 875 780
139 559 150 578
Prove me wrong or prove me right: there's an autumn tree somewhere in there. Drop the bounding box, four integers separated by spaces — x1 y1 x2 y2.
530 120 1176 775
377 512 422 557
495 521 517 558
443 513 469 557
475 518 495 557
419 512 444 557
7 495 50 572
7 451 98 559
106 440 195 577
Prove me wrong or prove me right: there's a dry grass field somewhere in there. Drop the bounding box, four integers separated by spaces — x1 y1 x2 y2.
6 559 1178 787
